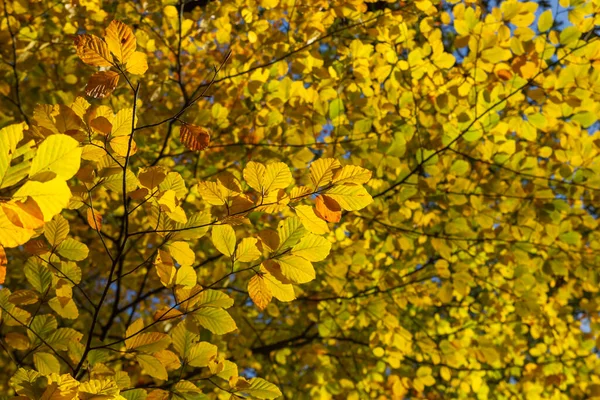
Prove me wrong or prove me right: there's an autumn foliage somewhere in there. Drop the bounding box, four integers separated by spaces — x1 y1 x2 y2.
1 0 600 398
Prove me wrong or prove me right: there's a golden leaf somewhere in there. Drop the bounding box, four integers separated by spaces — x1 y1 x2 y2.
104 20 137 63
74 34 113 67
248 274 272 310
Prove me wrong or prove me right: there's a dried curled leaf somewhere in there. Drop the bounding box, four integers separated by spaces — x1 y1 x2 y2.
180 124 210 151
85 71 120 99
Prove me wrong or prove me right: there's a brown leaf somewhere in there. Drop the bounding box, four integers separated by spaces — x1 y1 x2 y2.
90 116 113 135
139 167 167 189
180 124 210 151
85 71 120 99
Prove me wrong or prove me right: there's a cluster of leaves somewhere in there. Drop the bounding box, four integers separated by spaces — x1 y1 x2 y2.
0 0 600 399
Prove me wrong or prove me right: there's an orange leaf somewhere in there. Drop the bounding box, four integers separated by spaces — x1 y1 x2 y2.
180 124 210 151
87 208 102 231
248 274 272 310
85 71 120 99
0 246 6 285
314 195 342 223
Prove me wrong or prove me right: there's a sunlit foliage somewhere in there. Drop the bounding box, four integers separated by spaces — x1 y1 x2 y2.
1 0 600 398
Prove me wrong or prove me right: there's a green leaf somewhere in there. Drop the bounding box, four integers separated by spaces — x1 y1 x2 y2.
33 352 60 374
538 9 553 32
324 184 373 211
329 98 344 120
237 378 283 399
196 290 234 309
13 179 71 222
44 214 69 248
24 258 52 294
276 254 315 284
194 307 237 335
56 238 89 261
187 341 218 367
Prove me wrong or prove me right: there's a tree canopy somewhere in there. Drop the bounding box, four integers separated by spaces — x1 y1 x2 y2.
1 0 600 398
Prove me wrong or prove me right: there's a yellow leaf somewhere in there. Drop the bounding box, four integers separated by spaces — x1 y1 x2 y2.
85 71 120 99
310 158 341 188
262 273 296 302
243 161 266 193
30 134 82 181
126 318 144 338
136 354 168 380
324 184 372 211
79 379 120 397
294 205 329 234
248 275 272 310
14 179 71 222
235 237 261 262
0 123 24 187
276 254 315 284
538 10 553 32
126 332 170 353
5 332 30 350
236 378 282 399
211 225 236 257
196 289 234 309
74 34 113 67
0 208 34 248
196 181 228 205
263 162 292 193
180 124 210 151
175 265 197 287
291 233 331 262
155 250 176 287
187 341 218 367
154 350 181 370
194 307 237 335
166 241 195 266
126 51 148 75
332 165 372 185
112 107 136 137
104 20 136 63
157 190 187 223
